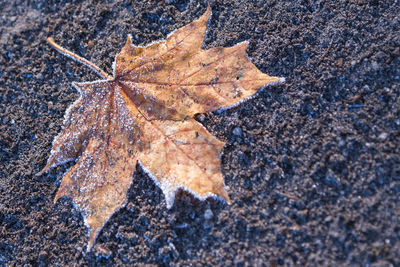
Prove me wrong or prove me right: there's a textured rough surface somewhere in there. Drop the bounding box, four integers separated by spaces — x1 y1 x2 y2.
1 0 399 265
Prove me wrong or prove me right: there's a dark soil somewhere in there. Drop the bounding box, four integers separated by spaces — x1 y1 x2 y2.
1 0 399 265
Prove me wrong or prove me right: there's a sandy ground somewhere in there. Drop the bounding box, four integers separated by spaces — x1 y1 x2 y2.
1 0 399 265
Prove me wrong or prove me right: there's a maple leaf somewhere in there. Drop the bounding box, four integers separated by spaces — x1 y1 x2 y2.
39 6 284 250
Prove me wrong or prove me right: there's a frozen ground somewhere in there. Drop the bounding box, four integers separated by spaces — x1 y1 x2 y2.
0 0 399 265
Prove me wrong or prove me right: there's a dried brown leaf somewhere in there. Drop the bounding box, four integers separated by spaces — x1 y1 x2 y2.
40 6 284 250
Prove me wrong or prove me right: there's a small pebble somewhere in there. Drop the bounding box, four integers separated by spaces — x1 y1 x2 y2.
338 138 346 147
204 209 213 220
371 61 379 71
378 132 388 141
362 85 370 90
232 126 243 136
38 251 48 261
197 114 205 122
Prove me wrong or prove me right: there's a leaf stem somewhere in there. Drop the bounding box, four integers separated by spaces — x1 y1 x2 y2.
46 37 113 80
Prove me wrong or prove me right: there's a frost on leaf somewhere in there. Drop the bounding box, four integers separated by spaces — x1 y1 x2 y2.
40 6 284 250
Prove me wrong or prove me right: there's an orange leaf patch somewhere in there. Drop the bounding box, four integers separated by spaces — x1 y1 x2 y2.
39 6 284 250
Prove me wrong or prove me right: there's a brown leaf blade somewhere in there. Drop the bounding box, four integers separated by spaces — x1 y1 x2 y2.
116 6 283 120
41 6 283 250
55 138 137 249
114 7 210 79
41 81 142 250
138 118 228 208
